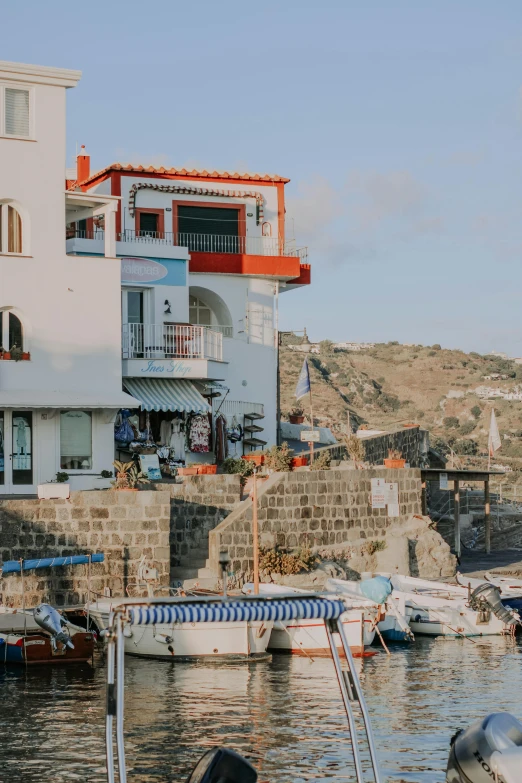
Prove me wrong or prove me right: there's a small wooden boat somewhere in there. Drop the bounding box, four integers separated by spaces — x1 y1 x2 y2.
86 596 272 661
0 629 95 665
242 583 378 656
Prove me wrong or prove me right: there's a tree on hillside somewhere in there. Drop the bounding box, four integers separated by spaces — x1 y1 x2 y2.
319 340 334 356
443 416 460 429
471 405 482 419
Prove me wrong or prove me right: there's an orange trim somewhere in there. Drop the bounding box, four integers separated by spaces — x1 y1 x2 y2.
287 263 311 286
74 163 290 190
276 182 285 241
135 207 165 236
172 200 246 239
189 251 301 279
112 171 122 236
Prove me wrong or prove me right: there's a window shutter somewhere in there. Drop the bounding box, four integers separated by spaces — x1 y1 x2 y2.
5 88 30 137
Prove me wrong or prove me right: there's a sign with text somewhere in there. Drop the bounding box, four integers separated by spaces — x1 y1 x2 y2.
300 430 320 442
439 472 449 490
371 478 387 509
371 478 399 512
120 257 187 286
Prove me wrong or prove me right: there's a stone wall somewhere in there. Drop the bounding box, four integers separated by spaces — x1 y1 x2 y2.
360 426 429 468
208 467 455 583
0 490 170 607
156 475 242 570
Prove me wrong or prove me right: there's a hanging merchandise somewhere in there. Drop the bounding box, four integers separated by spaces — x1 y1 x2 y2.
115 410 136 445
227 416 242 443
170 418 186 461
215 414 228 463
187 414 211 453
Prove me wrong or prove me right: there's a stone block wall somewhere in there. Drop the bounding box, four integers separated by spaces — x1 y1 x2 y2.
0 490 170 607
360 426 429 468
157 475 242 569
209 468 423 581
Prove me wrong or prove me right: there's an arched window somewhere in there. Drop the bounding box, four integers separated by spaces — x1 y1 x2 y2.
189 295 212 326
189 287 233 338
0 202 23 254
0 311 24 352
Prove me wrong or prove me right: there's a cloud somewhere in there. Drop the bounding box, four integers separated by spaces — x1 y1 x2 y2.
347 169 427 231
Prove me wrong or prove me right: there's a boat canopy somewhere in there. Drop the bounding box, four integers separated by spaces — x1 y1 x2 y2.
127 596 346 626
2 553 105 574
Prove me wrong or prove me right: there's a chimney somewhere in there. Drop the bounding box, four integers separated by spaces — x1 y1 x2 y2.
77 145 90 183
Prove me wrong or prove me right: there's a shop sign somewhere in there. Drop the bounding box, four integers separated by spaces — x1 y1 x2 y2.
300 430 320 442
140 454 162 481
140 359 193 377
439 472 449 490
121 257 168 283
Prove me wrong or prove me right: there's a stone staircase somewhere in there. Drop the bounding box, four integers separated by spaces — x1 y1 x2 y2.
171 535 218 589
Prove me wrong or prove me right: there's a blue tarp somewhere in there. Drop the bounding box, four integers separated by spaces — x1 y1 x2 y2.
360 576 392 605
1 553 104 574
128 596 346 626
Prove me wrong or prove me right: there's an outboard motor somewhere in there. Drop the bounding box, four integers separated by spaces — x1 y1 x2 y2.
469 583 520 627
447 712 522 782
33 604 75 650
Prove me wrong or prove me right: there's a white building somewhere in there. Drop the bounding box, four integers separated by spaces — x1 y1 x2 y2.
67 155 310 462
0 61 138 495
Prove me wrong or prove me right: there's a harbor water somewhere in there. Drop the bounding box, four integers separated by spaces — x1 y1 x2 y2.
1 636 522 782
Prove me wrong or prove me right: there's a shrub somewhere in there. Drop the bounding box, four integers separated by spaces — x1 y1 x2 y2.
366 540 387 555
432 437 450 456
55 471 69 483
471 405 482 419
453 438 478 455
100 469 113 479
319 339 334 355
312 450 331 470
259 547 318 575
431 344 442 350
264 442 293 472
346 434 366 465
427 350 436 356
459 421 476 436
222 457 254 478
443 416 460 429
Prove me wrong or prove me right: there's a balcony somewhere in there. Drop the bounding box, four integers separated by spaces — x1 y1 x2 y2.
122 323 223 361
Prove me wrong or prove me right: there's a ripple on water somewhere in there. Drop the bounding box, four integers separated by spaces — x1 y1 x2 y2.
0 636 521 782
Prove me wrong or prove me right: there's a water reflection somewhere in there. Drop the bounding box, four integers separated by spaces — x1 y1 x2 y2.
0 636 521 782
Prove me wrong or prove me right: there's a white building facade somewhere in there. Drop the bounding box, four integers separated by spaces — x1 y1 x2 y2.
0 61 137 495
67 159 310 462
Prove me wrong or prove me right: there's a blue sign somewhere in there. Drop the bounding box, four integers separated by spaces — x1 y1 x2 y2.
120 257 186 287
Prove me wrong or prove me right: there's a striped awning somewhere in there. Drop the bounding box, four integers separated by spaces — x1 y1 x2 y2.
127 597 346 626
123 378 210 413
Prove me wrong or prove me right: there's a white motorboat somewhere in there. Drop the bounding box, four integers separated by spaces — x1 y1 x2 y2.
0 606 40 633
456 572 522 598
242 582 378 656
86 596 272 661
326 577 414 642
390 574 520 638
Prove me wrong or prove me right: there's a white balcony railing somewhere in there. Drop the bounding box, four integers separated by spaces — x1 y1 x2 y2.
122 324 223 361
118 230 308 259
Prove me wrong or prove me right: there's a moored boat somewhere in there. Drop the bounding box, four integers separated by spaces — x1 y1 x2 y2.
86 596 272 661
242 582 378 656
0 629 95 665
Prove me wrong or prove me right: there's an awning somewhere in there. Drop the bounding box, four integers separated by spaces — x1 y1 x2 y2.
0 390 140 409
123 378 211 413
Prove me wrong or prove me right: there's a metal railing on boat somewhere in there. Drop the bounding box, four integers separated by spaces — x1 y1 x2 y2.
104 593 382 783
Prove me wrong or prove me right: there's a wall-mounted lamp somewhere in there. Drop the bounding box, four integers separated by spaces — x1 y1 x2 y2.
164 300 172 314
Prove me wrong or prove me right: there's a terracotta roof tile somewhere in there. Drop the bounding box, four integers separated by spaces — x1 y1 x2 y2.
71 162 290 189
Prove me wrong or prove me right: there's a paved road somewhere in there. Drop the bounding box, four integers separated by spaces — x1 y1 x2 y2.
459 548 522 577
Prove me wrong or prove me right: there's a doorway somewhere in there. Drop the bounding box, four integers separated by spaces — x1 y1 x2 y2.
0 410 35 494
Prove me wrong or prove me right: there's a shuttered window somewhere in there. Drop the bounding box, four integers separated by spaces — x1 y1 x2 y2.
178 206 240 237
4 88 30 137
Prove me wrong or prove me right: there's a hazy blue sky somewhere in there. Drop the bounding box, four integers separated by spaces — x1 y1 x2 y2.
4 1 522 354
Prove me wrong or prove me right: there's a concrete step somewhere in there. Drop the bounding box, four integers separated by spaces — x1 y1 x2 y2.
197 566 218 578
187 546 210 559
179 576 220 591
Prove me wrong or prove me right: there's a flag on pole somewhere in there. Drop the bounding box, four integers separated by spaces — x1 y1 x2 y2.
488 409 501 456
295 358 311 400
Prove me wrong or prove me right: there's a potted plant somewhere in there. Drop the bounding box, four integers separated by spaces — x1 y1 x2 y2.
177 464 199 476
112 460 150 489
197 464 218 475
264 442 293 472
289 405 305 425
10 344 23 362
291 455 308 468
384 449 406 469
243 452 265 466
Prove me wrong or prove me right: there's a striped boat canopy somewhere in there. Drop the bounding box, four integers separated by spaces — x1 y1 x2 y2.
123 378 210 413
127 597 346 626
2 553 105 574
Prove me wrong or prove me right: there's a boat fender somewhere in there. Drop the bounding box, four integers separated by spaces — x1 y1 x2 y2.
155 634 174 645
123 626 133 638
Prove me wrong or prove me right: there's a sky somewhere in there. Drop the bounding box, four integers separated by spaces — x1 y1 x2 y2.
4 1 522 354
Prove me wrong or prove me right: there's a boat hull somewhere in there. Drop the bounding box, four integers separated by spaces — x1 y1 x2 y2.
408 607 509 637
0 631 95 664
267 610 375 657
88 606 272 660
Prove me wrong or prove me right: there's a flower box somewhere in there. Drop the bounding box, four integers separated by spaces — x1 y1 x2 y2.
289 415 305 424
2 352 10 361
197 465 217 475
383 458 406 469
242 453 265 466
291 456 308 468
22 352 30 361
177 467 198 476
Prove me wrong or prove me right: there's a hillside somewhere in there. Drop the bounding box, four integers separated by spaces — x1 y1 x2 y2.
279 339 522 473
